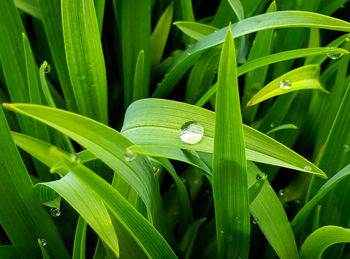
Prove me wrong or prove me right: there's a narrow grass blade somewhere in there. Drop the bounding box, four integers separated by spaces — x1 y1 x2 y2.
72 217 88 259
94 0 105 35
10 131 120 257
38 0 77 111
121 0 151 106
120 98 326 177
150 2 173 68
179 218 206 258
3 104 154 212
132 50 145 102
0 106 69 258
300 226 350 259
248 175 266 204
227 0 244 20
246 65 325 107
62 0 108 123
212 25 249 259
266 124 298 135
291 164 350 234
153 11 350 98
62 155 177 258
174 22 217 41
39 62 56 108
14 0 40 20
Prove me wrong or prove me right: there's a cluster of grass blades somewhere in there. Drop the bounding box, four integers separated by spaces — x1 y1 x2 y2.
0 0 349 258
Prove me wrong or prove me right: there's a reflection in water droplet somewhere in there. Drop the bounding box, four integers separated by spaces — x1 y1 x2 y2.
40 239 47 247
278 189 284 197
179 121 204 144
327 51 344 60
125 150 136 162
303 166 312 171
279 79 293 90
70 154 80 163
50 208 61 217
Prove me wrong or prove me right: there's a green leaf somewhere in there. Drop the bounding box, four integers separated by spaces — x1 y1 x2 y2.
300 226 350 259
212 25 249 258
179 218 206 258
62 0 108 123
132 50 145 102
61 155 177 258
72 217 88 259
227 0 244 20
3 104 154 213
120 98 327 178
94 0 105 35
248 175 266 204
174 22 217 41
153 11 350 98
246 65 325 106
0 246 19 258
266 124 298 135
0 106 69 258
150 2 173 68
14 0 40 20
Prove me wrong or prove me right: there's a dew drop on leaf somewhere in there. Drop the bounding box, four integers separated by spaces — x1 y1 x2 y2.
40 239 47 247
327 51 344 60
50 207 61 217
343 144 350 153
70 154 80 163
303 165 312 171
125 150 136 162
179 121 204 144
279 79 293 89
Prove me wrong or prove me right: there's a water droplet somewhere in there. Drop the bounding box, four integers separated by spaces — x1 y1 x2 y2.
70 154 80 163
43 62 51 73
186 52 190 56
270 123 275 128
343 144 350 153
303 165 312 171
234 216 241 223
279 79 293 90
50 208 61 217
220 230 225 235
252 218 259 224
40 239 47 247
278 189 284 197
125 150 136 162
179 121 204 145
327 51 344 60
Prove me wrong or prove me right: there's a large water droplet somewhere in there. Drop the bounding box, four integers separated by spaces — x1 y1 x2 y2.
327 51 344 60
303 165 312 171
179 121 204 144
125 150 136 162
40 239 47 247
279 79 293 90
70 154 80 163
50 207 61 217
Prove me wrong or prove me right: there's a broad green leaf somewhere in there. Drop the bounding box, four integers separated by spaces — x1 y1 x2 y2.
62 0 108 123
291 164 350 234
212 25 249 258
174 22 217 41
72 217 87 259
61 155 177 258
300 226 350 259
266 124 298 135
153 11 350 98
150 2 173 68
38 0 77 111
246 65 325 107
14 0 40 20
11 131 120 256
3 103 154 213
120 98 326 178
0 246 19 258
121 0 151 106
0 106 69 258
128 145 211 176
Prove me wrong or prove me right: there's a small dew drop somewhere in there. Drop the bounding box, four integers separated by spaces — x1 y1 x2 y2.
278 189 285 197
279 79 293 90
186 52 191 56
179 121 204 145
303 165 312 171
234 216 241 223
50 207 61 217
252 218 259 224
327 51 344 60
220 230 225 236
125 150 136 162
270 123 275 128
43 62 51 73
343 144 350 153
70 154 80 163
40 239 47 247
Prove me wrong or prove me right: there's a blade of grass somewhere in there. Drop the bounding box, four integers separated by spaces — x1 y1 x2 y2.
72 217 88 259
0 106 69 258
0 246 19 258
132 50 145 102
62 0 108 123
153 11 350 98
94 0 105 35
212 24 249 258
120 98 326 177
174 22 217 41
300 226 350 259
14 0 40 20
